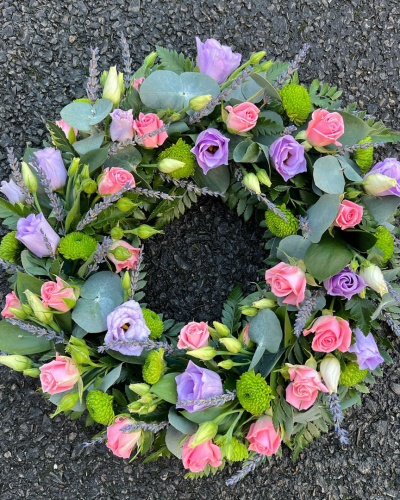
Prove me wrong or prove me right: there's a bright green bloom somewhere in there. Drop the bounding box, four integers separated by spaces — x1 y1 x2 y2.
86 390 115 425
236 370 274 415
354 136 374 174
265 205 299 238
157 139 197 179
58 232 98 260
280 84 311 125
374 226 394 263
0 231 23 263
224 438 249 462
339 362 368 387
142 308 164 340
142 349 166 385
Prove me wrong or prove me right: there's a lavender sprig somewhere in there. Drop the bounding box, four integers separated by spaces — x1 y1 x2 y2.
132 186 182 201
6 147 35 205
226 453 265 485
275 44 311 89
129 245 144 299
0 257 24 274
121 421 169 434
382 311 400 336
189 66 254 125
0 350 8 356
298 215 311 238
120 32 132 90
385 282 400 306
86 46 100 104
159 173 225 198
40 229 55 258
6 318 64 343
107 123 171 158
86 237 113 274
99 337 176 356
351 110 376 120
334 141 385 154
177 390 237 410
327 393 349 444
293 295 318 338
246 188 288 222
281 125 298 136
82 436 107 448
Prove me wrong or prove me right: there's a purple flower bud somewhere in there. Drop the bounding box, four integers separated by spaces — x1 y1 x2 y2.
104 300 151 356
323 267 366 300
363 158 400 197
269 135 307 182
348 328 384 371
110 109 134 142
190 128 229 175
0 179 26 205
196 37 241 84
15 213 60 258
175 360 223 413
34 148 67 191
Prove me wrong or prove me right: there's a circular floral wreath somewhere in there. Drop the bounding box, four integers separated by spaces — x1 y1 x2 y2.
0 34 399 485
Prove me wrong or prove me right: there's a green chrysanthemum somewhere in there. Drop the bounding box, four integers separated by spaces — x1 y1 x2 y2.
265 205 299 238
280 84 311 125
236 370 274 415
224 438 249 462
158 138 197 179
86 390 115 425
339 362 368 387
354 136 374 174
142 349 166 385
58 232 98 260
142 308 164 340
0 231 23 263
374 226 394 263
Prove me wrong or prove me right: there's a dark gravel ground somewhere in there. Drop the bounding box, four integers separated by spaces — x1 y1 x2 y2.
1 0 400 499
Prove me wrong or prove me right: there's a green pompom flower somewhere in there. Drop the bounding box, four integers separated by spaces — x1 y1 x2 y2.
339 362 368 387
0 231 23 263
142 349 166 385
236 370 274 415
374 226 394 263
265 205 299 238
224 438 249 462
58 232 98 260
280 84 311 125
86 390 115 425
354 136 374 174
142 308 164 340
157 138 197 179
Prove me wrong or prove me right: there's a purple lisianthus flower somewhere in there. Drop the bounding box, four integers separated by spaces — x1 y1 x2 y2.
104 300 151 356
323 267 366 300
34 148 67 191
196 37 241 85
110 109 134 142
191 128 229 175
0 179 26 205
15 213 60 258
348 328 384 370
269 135 307 182
175 360 223 413
363 158 400 197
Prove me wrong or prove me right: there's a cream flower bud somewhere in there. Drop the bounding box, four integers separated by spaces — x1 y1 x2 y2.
218 359 235 370
0 354 32 372
256 169 272 187
187 346 216 361
24 290 53 324
21 162 37 193
158 158 185 173
129 383 151 396
249 51 267 64
131 225 162 239
50 392 79 418
241 306 258 316
189 94 212 111
243 172 261 194
213 321 230 337
190 421 218 448
363 173 397 196
23 368 41 378
219 337 242 354
68 157 80 177
252 298 275 309
103 66 121 106
360 263 388 296
319 355 341 394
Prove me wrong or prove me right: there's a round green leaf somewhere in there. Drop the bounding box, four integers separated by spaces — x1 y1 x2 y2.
277 235 312 262
306 194 341 243
313 156 345 194
248 309 283 353
192 164 230 193
168 408 198 435
61 99 113 130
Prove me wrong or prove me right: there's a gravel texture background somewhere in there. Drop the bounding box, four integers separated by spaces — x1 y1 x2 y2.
1 0 400 499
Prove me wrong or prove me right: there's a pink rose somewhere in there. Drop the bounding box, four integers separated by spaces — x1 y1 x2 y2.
285 363 329 410
177 321 209 350
225 102 260 134
1 291 22 319
133 113 168 148
107 240 140 273
182 436 222 472
55 119 78 141
303 315 352 353
106 417 142 459
39 353 80 395
133 77 145 92
41 277 76 313
334 200 363 230
98 167 135 195
265 262 306 307
305 109 344 147
246 416 281 456
110 109 135 142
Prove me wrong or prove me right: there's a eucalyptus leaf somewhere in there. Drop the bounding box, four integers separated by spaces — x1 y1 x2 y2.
361 195 400 224
276 235 312 262
305 234 353 281
61 99 113 130
165 426 188 459
0 320 52 355
248 309 283 353
95 364 123 392
233 141 261 163
49 388 86 412
73 133 105 155
313 156 345 194
182 402 232 424
151 372 179 404
16 272 44 303
336 111 371 147
168 408 198 435
192 164 230 193
103 145 142 172
250 73 282 101
306 194 341 243
80 148 109 173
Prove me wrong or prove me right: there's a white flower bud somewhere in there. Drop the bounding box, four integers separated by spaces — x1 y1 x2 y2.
363 173 397 196
360 263 388 296
319 355 340 394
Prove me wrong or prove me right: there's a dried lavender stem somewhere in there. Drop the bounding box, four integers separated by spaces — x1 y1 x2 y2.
129 246 144 299
121 421 169 433
177 390 237 410
40 229 55 258
275 44 311 88
86 46 100 104
120 32 132 90
107 123 171 158
6 147 35 206
159 173 225 198
86 237 113 274
99 337 176 356
0 257 24 274
6 318 64 343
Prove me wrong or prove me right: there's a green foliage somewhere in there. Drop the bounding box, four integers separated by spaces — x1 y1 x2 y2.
345 296 375 335
308 79 343 108
0 320 53 355
221 284 244 334
155 46 194 74
251 117 285 137
148 188 197 229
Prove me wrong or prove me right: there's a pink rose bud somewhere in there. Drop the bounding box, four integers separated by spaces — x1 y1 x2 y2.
106 416 142 459
177 321 210 350
1 291 22 319
182 436 222 472
305 109 344 147
334 199 363 230
133 113 168 149
285 363 329 410
133 77 145 92
109 109 135 142
98 167 135 195
39 353 80 395
107 240 140 273
246 416 281 456
225 102 260 134
265 262 306 307
55 119 78 142
41 277 77 313
303 315 352 353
